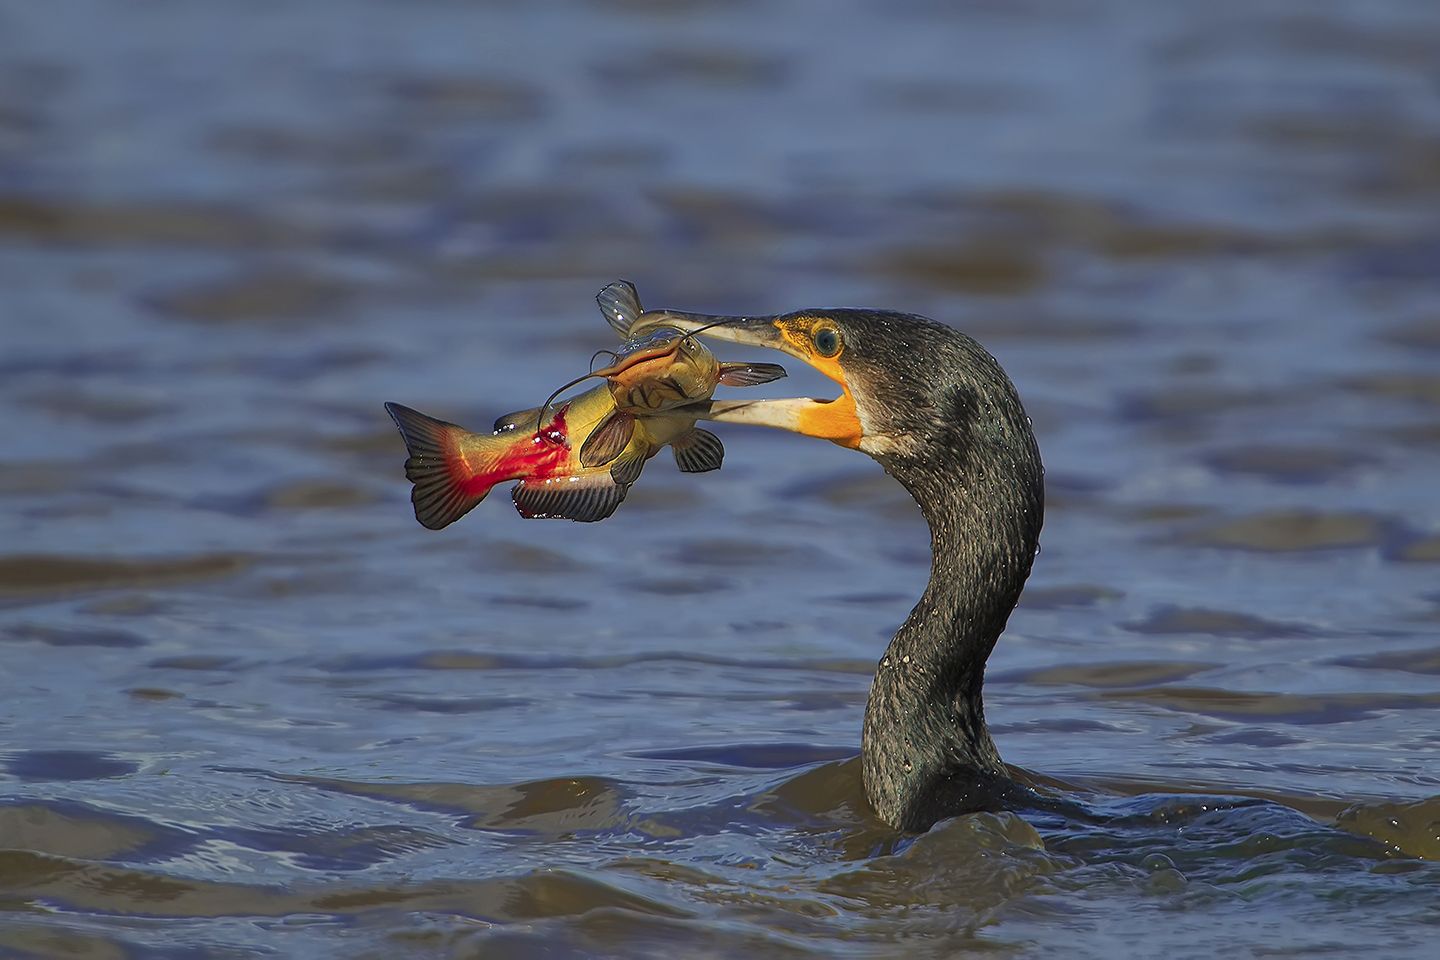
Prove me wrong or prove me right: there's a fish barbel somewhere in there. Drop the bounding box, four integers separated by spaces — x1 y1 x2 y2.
384 281 786 527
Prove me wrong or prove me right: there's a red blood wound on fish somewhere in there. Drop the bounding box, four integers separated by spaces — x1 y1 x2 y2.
466 406 571 493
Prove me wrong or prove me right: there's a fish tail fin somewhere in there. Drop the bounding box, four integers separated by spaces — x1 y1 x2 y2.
384 402 495 530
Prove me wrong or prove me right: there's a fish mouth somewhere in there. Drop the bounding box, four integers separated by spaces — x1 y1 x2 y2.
660 312 864 449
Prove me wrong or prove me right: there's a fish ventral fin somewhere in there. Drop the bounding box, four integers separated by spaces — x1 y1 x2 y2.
597 279 643 338
511 475 626 523
671 427 724 473
579 411 636 468
717 362 787 387
609 447 647 486
384 402 486 531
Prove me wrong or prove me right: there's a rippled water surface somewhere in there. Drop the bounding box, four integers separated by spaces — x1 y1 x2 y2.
4 1 1440 956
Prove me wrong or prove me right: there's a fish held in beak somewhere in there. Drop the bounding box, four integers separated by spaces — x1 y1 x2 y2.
382 282 791 529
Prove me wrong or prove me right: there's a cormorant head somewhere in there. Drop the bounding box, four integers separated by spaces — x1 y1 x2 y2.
665 308 1039 481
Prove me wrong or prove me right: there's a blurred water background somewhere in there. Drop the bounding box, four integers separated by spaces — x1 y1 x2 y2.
2 1 1440 956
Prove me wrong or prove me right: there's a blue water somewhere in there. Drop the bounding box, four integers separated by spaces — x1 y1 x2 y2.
2 1 1439 956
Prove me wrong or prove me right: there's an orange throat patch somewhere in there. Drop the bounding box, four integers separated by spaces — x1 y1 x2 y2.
796 388 863 449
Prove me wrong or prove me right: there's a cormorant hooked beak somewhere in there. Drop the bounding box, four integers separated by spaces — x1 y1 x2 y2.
658 311 866 449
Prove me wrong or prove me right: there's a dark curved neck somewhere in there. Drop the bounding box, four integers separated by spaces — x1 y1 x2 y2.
862 435 1043 831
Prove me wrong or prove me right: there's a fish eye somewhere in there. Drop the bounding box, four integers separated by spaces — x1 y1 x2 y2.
813 326 842 357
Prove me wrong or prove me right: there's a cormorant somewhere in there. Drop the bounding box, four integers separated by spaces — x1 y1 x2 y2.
668 307 1045 832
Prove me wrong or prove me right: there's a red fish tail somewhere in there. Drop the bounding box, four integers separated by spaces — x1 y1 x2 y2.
384 402 496 530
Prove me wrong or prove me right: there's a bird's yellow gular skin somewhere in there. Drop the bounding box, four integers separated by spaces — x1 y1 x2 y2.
772 316 863 449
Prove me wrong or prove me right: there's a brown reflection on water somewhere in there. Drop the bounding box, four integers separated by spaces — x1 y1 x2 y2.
0 195 330 250
1100 687 1440 726
1338 797 1440 860
255 771 631 835
0 554 249 596
1125 606 1314 640
1181 510 1399 552
149 268 361 326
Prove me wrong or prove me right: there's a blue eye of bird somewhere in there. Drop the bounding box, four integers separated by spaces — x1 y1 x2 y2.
814 327 841 357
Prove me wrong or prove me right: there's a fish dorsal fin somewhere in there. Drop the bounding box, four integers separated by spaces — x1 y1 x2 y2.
579 411 636 468
671 427 724 473
716 362 787 387
511 475 626 523
597 280 644 338
493 407 540 434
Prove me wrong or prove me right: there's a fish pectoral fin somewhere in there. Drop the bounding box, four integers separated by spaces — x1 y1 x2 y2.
579 411 636 468
597 280 644 338
717 362 788 387
609 447 648 486
671 427 724 473
384 402 489 530
511 475 625 523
